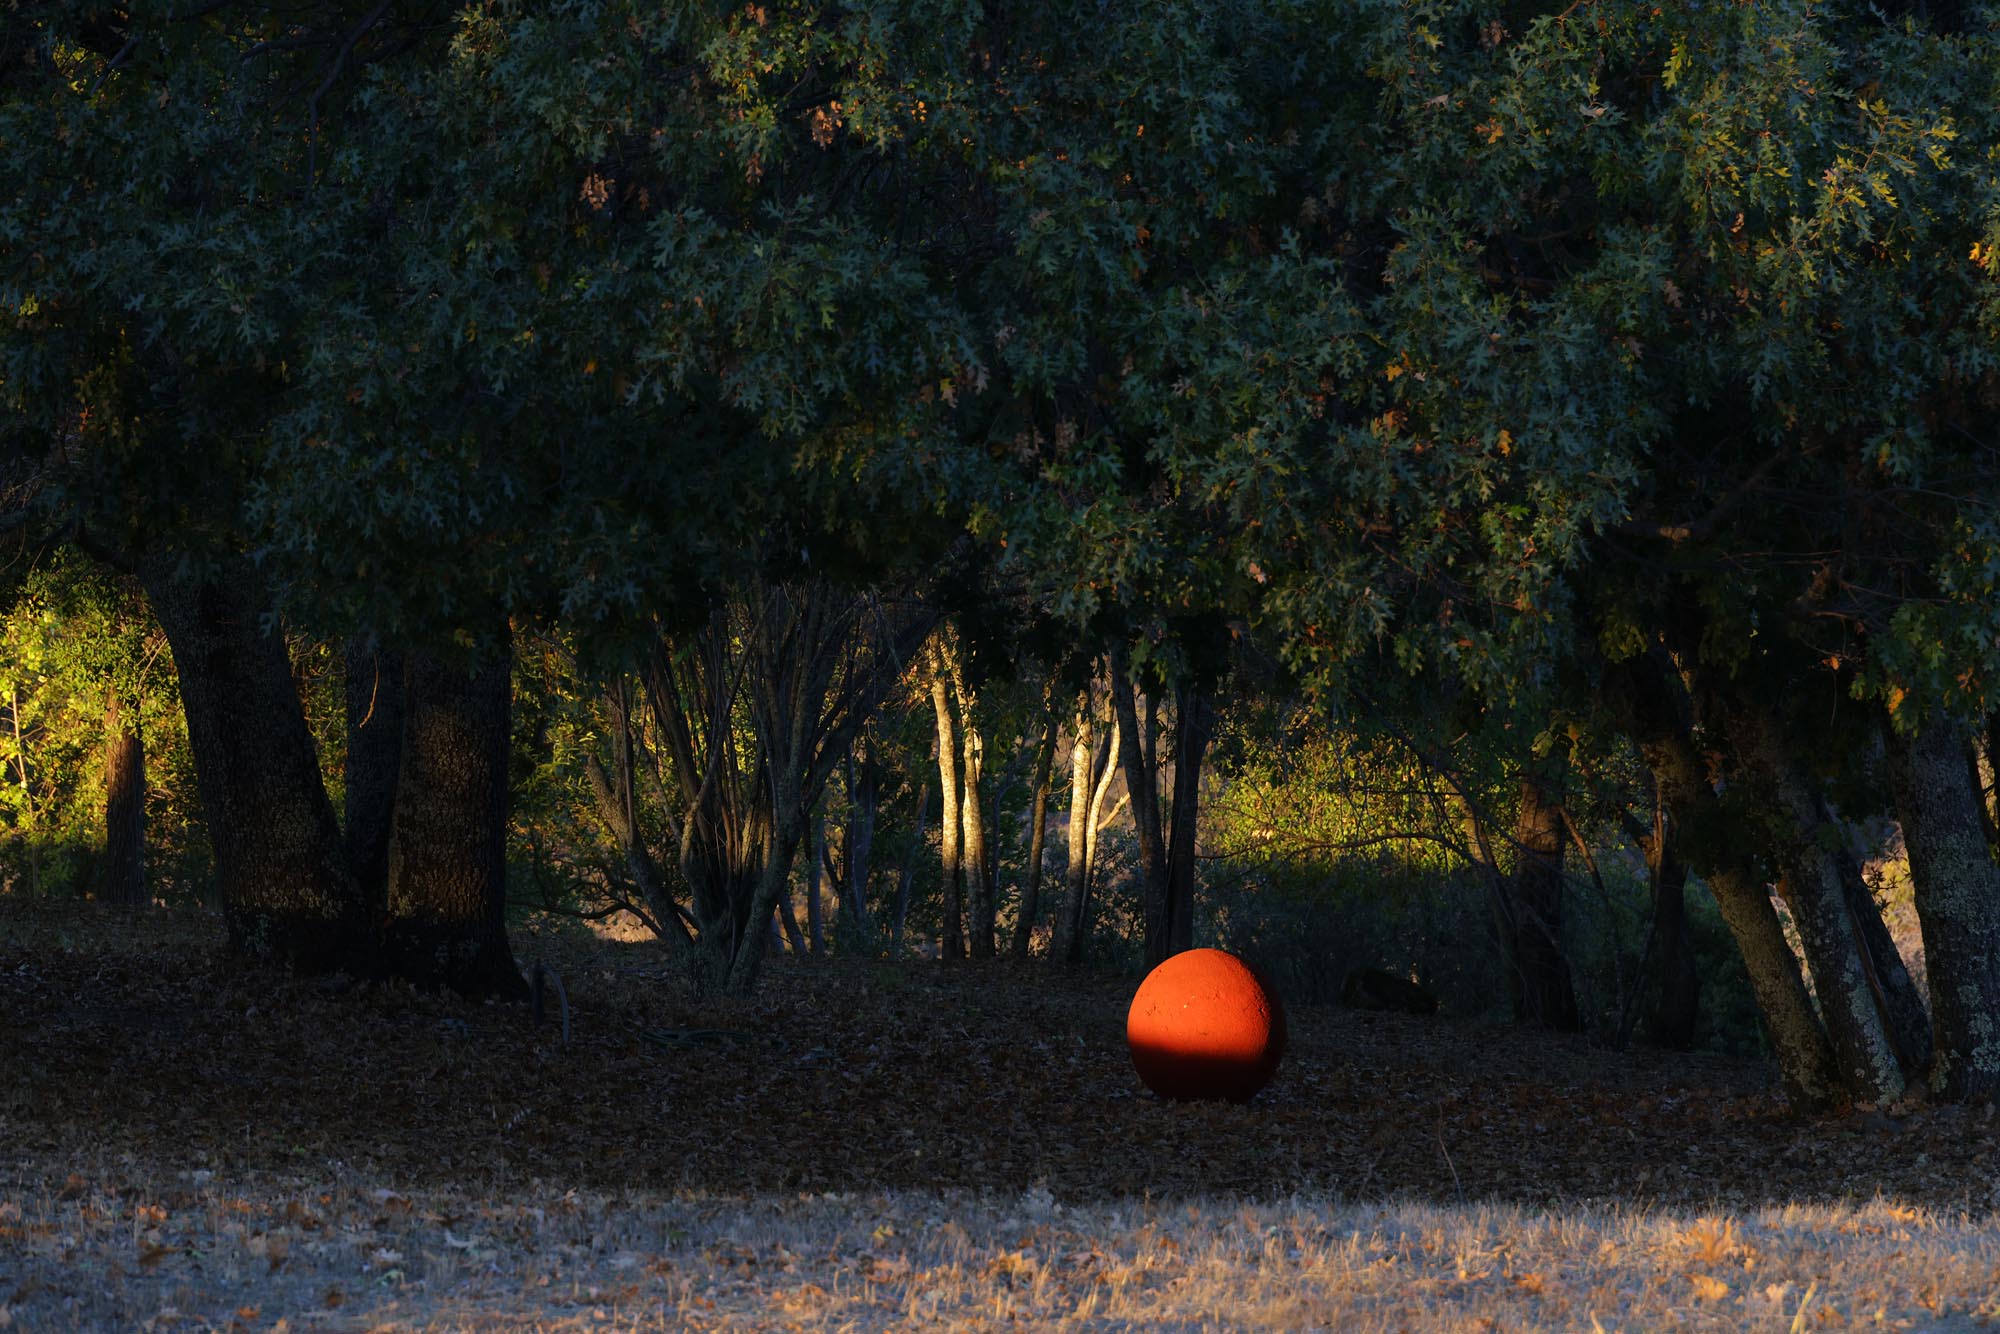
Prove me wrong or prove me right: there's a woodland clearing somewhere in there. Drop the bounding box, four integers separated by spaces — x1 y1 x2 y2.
4 902 2000 1330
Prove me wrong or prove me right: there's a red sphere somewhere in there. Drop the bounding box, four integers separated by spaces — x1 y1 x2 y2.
1126 948 1286 1102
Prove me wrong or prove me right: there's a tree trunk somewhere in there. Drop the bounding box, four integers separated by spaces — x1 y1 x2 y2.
1827 803 1931 1080
1884 710 2000 1100
807 810 827 957
1613 654 1840 1110
141 555 364 969
1507 772 1581 1031
961 715 994 959
778 893 807 955
381 643 525 998
1640 781 1699 1049
343 640 405 916
1011 710 1058 960
1054 710 1094 966
1110 651 1170 964
93 690 146 907
930 669 965 959
1734 701 1906 1105
1161 684 1213 961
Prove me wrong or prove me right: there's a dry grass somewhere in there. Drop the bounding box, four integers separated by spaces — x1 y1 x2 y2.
3 1168 1998 1330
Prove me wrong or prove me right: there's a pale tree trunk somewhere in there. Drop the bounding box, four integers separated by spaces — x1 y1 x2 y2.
1011 709 1058 960
1884 709 2000 1100
1733 699 1906 1105
1054 711 1094 966
1613 654 1840 1110
1508 771 1580 1031
929 665 965 959
945 650 995 960
343 641 404 918
381 641 525 998
141 555 365 970
93 690 146 907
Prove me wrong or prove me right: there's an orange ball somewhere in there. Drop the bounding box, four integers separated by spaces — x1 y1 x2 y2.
1126 948 1286 1102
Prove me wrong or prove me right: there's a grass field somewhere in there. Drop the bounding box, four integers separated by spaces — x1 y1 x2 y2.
4 901 1999 1329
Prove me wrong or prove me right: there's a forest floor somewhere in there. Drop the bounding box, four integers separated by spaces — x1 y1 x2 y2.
3 900 1999 1330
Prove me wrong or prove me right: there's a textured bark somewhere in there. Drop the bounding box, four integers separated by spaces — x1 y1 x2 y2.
1734 702 1905 1104
1508 773 1581 1031
1613 655 1840 1109
381 645 525 998
93 691 146 907
1010 711 1058 960
1109 653 1170 965
929 670 965 960
1161 685 1213 963
343 641 405 916
1884 711 2000 1100
141 556 364 969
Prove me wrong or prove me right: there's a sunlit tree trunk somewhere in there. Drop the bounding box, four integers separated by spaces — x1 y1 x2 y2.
93 690 146 907
1885 709 2000 1100
381 640 525 998
1507 771 1580 1031
929 663 965 960
1011 709 1057 960
960 714 993 958
142 556 365 970
1054 710 1094 966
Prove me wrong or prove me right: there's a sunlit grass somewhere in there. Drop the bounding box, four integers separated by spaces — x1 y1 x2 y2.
3 1166 1995 1330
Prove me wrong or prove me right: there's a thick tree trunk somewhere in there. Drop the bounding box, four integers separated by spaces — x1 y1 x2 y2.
1735 702 1906 1104
1613 655 1840 1110
1011 711 1058 960
1884 710 2000 1100
1110 653 1170 964
343 640 405 916
1641 786 1699 1049
1508 772 1581 1031
930 670 965 959
141 556 364 969
381 644 525 998
1161 685 1213 961
93 691 146 907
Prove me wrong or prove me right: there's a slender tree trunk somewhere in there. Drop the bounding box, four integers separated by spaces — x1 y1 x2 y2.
1640 779 1699 1049
343 640 405 917
1161 684 1213 961
892 781 929 952
1509 772 1581 1031
1734 700 1905 1104
1011 711 1058 960
93 690 146 907
381 642 525 998
846 739 876 937
1884 710 2000 1100
961 715 994 959
1110 652 1170 964
141 556 364 969
1054 711 1094 966
929 669 965 959
1613 654 1840 1110
778 893 807 955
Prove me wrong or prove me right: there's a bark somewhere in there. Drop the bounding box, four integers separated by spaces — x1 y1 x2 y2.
141 555 364 969
1641 784 1700 1049
343 641 405 916
93 691 146 907
1161 685 1214 962
930 668 966 959
1734 700 1906 1104
961 713 994 959
1010 710 1058 960
1109 652 1170 964
1884 710 2000 1100
1054 711 1094 966
1508 772 1581 1031
1827 804 1931 1081
1612 655 1840 1110
381 643 525 998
